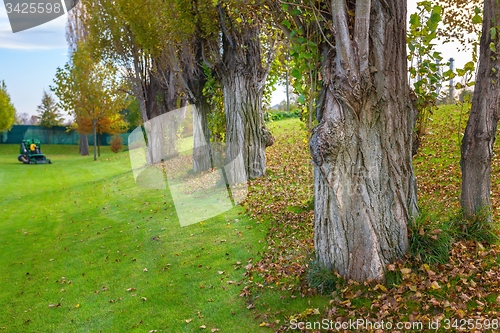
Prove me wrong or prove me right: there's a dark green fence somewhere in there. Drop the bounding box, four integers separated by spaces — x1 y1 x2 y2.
1 125 130 145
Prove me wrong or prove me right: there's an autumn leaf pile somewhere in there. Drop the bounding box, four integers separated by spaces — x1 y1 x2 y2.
241 113 500 332
243 121 315 294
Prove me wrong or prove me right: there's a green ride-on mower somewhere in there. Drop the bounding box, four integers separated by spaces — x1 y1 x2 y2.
18 139 52 164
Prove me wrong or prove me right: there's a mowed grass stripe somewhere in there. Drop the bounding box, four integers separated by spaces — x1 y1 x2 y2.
0 144 269 332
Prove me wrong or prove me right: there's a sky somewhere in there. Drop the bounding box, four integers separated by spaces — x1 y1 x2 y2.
0 1 475 119
0 4 69 118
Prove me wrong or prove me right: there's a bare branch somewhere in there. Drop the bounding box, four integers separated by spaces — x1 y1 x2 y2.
201 38 215 69
217 3 235 49
354 0 371 72
308 0 335 50
331 0 354 68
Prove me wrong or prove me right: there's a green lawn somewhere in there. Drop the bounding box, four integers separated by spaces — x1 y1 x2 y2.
0 144 270 332
3 110 500 333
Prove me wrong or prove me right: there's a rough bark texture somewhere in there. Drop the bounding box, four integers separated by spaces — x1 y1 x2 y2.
219 16 273 184
177 31 213 173
460 0 500 218
221 67 267 183
136 58 183 164
193 92 212 172
144 107 186 164
310 0 418 282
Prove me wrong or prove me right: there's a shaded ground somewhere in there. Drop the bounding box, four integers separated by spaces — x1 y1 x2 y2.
242 109 500 332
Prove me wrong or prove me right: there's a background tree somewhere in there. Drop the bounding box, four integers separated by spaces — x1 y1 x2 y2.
266 1 322 130
0 81 16 132
460 0 500 220
66 1 91 156
153 0 220 172
15 112 30 125
81 0 190 165
53 43 129 161
82 0 165 123
407 2 448 155
78 113 128 157
37 90 63 143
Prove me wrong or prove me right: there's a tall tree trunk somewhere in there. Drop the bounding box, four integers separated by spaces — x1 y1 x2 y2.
79 132 89 156
98 132 101 157
186 33 213 173
219 18 274 184
131 57 179 164
92 120 97 161
164 106 185 159
310 0 418 282
193 92 212 172
222 69 269 184
146 74 168 120
460 0 500 219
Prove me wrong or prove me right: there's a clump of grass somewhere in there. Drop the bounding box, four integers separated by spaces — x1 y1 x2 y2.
385 269 403 287
303 196 314 211
449 208 499 245
306 258 346 295
408 210 453 265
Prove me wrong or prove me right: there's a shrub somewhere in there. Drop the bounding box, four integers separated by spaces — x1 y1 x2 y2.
449 208 499 245
110 134 123 153
306 258 346 295
265 110 301 122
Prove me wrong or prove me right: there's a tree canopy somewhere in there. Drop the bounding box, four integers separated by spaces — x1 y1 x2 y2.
0 81 16 132
37 90 63 128
52 42 129 160
47 0 500 284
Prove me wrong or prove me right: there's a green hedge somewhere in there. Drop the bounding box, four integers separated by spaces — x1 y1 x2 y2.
265 110 301 121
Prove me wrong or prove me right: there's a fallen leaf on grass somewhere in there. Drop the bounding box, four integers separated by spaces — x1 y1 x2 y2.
400 268 412 275
376 284 388 292
430 281 441 290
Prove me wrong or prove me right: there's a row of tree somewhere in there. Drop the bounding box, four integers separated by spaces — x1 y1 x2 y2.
0 83 65 130
0 79 132 156
50 0 499 282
